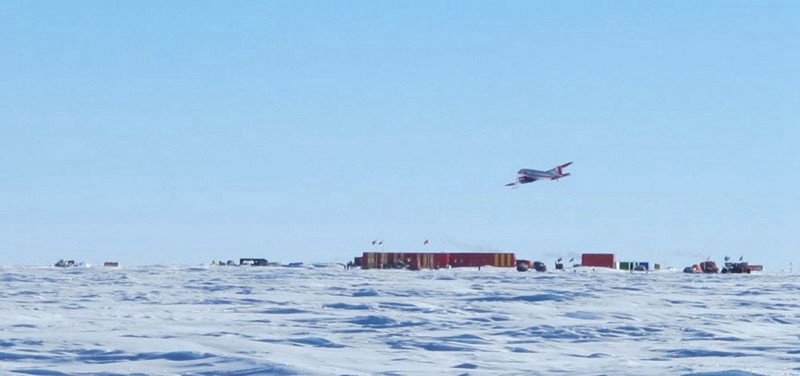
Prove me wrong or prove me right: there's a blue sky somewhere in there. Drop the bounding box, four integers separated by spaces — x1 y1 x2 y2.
1 1 798 270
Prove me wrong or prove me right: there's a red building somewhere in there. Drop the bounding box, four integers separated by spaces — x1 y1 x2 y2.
448 253 516 268
361 252 451 270
581 253 617 269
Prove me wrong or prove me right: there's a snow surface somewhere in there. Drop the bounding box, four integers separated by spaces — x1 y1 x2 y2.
1 265 797 375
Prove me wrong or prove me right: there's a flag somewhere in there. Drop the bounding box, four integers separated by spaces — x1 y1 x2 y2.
423 239 429 246
378 241 383 246
372 240 376 246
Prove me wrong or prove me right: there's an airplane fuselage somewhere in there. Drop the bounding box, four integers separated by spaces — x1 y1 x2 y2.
517 169 558 179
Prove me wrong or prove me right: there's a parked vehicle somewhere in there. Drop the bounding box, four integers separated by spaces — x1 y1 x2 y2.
55 259 76 267
683 261 719 273
721 262 751 274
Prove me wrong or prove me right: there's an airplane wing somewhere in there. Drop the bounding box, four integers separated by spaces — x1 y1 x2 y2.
506 176 536 187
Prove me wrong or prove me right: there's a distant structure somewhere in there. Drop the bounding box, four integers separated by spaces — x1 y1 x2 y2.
360 252 516 270
618 261 660 271
581 253 616 269
239 258 270 266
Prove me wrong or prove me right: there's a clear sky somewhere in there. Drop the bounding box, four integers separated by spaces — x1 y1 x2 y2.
1 1 798 270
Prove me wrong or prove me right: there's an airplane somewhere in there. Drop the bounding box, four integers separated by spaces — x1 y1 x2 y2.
506 162 573 187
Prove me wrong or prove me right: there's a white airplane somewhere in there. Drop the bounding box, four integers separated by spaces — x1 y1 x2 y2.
506 162 573 187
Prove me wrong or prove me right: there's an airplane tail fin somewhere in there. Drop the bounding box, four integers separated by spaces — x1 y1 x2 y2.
555 162 573 176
